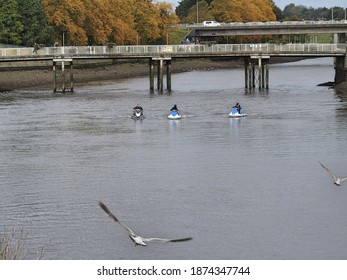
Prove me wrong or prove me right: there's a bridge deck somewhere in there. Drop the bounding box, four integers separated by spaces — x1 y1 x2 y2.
0 44 346 62
182 20 347 36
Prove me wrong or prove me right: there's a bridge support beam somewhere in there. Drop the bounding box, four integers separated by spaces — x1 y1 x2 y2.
245 56 270 89
53 58 74 93
157 59 164 92
149 58 154 91
334 55 347 84
149 57 172 92
166 60 172 91
333 33 346 44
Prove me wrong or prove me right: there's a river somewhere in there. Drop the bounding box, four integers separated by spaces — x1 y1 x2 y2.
0 57 347 260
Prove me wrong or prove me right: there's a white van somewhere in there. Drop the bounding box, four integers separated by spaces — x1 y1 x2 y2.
202 21 221 27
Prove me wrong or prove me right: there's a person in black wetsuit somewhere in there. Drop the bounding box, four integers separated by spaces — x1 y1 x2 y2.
133 104 143 110
133 104 143 117
233 103 241 114
170 104 178 111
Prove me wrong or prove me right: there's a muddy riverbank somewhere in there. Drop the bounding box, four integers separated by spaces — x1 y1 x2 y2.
1 57 345 92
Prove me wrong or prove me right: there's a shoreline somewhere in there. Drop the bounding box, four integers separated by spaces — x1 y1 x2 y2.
0 58 242 91
1 57 346 92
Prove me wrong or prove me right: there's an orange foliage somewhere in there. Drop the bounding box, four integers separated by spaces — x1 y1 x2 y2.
41 0 88 45
211 0 276 22
41 0 177 45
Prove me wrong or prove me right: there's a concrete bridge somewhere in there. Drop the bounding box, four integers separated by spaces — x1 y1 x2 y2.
183 20 347 41
1 20 347 92
1 42 346 92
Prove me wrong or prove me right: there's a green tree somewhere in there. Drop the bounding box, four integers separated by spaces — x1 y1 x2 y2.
0 0 24 44
176 0 196 19
17 0 53 46
183 0 212 23
176 0 213 20
268 0 283 21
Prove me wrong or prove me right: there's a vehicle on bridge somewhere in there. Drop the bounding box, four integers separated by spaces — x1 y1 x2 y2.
202 21 221 27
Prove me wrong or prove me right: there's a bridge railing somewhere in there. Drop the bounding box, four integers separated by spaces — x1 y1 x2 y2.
0 43 346 59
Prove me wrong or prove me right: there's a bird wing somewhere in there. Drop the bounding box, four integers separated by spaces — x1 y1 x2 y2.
98 201 136 236
319 162 337 181
340 177 347 183
142 237 192 243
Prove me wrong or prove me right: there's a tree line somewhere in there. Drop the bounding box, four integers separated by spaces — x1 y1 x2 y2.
176 0 277 23
176 0 346 23
0 0 345 47
0 0 178 46
281 4 346 21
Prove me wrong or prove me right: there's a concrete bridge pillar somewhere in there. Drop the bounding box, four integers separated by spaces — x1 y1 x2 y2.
149 58 154 91
333 33 346 84
52 58 74 93
149 57 172 92
166 60 172 91
334 33 346 44
245 56 269 89
334 55 347 84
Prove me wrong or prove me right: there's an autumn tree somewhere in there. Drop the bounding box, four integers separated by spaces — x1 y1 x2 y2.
0 0 24 45
108 0 137 44
82 0 112 45
41 0 88 45
81 0 136 45
39 0 178 45
211 0 276 22
131 0 161 44
155 2 179 43
177 0 276 23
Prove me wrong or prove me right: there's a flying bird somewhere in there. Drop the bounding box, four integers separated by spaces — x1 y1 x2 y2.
98 201 192 246
319 161 347 186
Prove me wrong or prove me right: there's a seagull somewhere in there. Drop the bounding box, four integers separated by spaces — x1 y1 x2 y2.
319 161 347 186
98 201 192 246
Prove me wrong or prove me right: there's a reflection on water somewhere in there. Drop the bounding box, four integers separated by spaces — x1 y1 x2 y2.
1 58 347 260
